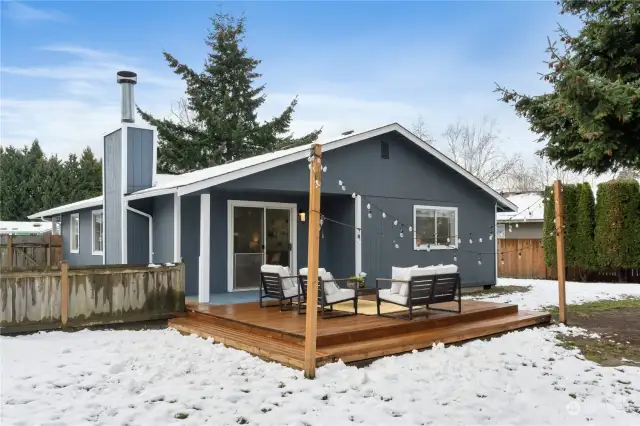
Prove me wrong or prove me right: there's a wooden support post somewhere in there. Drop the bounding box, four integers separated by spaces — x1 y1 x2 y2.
7 234 13 267
553 180 567 324
304 143 322 379
60 260 69 328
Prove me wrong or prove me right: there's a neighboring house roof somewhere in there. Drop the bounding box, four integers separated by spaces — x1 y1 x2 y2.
29 123 517 219
497 192 544 223
28 195 104 219
0 221 53 235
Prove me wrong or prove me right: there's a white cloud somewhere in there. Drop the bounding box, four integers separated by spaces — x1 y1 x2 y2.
0 38 550 167
3 1 68 22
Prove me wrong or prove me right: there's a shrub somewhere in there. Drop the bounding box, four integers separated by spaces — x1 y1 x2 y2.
594 180 640 275
573 183 596 277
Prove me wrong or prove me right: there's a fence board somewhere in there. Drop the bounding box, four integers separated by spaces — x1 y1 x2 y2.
1 263 186 334
0 234 62 268
498 238 640 282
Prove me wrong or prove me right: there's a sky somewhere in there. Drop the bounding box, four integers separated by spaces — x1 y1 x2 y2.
1 0 580 164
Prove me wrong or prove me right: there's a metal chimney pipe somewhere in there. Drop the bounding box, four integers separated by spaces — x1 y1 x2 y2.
116 70 137 123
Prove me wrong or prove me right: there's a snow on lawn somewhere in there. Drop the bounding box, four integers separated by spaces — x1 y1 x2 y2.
2 326 639 426
467 278 640 311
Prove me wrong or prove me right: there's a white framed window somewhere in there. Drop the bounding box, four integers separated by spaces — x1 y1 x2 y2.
92 210 104 255
70 213 80 253
413 205 458 250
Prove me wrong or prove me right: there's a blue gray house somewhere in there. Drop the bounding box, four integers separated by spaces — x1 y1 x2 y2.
29 72 517 303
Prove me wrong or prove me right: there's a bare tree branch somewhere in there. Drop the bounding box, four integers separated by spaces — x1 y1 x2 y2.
412 115 435 144
442 118 520 188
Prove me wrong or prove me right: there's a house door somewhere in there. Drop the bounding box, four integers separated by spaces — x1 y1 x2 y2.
228 201 296 291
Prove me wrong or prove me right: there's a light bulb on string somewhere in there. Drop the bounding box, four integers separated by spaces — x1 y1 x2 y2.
489 233 493 241
408 226 413 232
338 179 343 186
457 238 461 244
399 227 404 238
393 220 398 226
366 203 371 210
518 251 522 260
308 163 312 170
446 237 451 243
469 234 473 244
479 237 483 243
368 211 373 219
341 185 346 191
509 225 513 232
515 223 519 228
501 256 505 265
322 165 327 172
393 240 399 249
477 256 482 265
315 180 321 188
453 252 457 262
426 244 431 252
382 212 387 219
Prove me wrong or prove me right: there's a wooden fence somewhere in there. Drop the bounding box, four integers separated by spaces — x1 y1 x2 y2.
0 234 62 268
0 262 186 334
498 238 640 282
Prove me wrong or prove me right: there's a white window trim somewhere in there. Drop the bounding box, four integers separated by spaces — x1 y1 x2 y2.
413 205 459 250
70 213 80 254
91 209 104 256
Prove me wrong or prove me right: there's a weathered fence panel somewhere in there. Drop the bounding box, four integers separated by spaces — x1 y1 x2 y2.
498 238 640 282
0 234 62 268
1 263 185 334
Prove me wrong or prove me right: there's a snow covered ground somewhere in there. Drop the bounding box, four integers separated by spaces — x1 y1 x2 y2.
468 278 640 311
2 279 640 425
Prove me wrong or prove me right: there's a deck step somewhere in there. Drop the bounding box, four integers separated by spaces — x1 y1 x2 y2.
321 310 551 363
169 316 333 369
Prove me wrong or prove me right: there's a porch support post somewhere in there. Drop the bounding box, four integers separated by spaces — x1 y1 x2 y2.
354 194 362 276
198 193 211 304
173 193 181 262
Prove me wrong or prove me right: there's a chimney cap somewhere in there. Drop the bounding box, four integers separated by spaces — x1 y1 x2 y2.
117 70 137 84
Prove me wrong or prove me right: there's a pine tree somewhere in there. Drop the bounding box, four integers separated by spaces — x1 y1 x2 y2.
542 186 556 268
77 147 103 199
496 1 640 174
139 13 321 174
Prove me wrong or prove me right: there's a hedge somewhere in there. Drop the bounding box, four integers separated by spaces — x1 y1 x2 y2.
594 180 640 269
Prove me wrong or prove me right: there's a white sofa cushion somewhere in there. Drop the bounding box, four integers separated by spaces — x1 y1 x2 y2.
326 288 355 304
434 264 458 275
283 285 299 299
261 264 296 290
391 265 416 294
378 289 408 306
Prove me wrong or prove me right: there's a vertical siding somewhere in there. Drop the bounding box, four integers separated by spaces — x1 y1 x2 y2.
127 210 150 264
60 208 104 266
127 127 154 193
104 129 122 264
181 195 200 296
216 133 498 288
152 195 175 264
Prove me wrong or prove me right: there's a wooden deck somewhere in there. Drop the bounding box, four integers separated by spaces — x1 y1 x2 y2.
169 300 550 369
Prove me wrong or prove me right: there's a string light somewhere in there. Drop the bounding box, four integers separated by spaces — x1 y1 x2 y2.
479 237 483 243
322 165 327 172
352 193 357 199
426 244 431 252
382 212 387 219
477 256 482 265
393 220 398 226
518 251 522 260
368 211 373 219
469 234 473 244
366 203 371 210
501 255 505 265
341 185 346 191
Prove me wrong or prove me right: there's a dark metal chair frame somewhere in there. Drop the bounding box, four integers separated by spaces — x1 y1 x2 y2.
298 274 358 319
375 273 462 320
259 271 301 311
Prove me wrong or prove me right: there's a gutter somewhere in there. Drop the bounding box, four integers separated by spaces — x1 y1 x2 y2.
126 205 153 264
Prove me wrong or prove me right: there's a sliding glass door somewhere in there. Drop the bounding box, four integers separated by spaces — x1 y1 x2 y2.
230 202 295 291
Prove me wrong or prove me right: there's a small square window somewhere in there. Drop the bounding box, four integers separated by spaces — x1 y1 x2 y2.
413 205 458 250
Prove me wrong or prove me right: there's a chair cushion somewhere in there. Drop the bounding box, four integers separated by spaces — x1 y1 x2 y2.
283 285 299 299
326 288 355 304
434 264 458 275
378 289 408 306
391 266 416 294
261 264 296 290
321 271 341 296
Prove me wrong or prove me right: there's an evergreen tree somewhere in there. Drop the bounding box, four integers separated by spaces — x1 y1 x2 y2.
542 186 556 268
496 1 640 174
77 147 103 199
594 180 640 281
573 182 596 279
62 154 81 204
138 13 322 174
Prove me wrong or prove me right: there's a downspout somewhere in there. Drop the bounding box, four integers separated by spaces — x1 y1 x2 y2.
126 205 153 264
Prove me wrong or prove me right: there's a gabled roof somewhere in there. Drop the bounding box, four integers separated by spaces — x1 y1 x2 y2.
29 123 517 218
497 192 544 222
